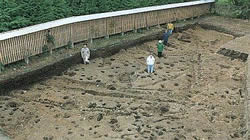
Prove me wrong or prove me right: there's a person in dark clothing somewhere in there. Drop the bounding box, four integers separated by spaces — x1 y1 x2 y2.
163 30 169 46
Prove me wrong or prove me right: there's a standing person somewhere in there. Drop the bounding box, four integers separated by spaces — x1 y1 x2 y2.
163 30 169 46
146 54 155 73
157 40 164 57
167 23 174 35
81 44 90 64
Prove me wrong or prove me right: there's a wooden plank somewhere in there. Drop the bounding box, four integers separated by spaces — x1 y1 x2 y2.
121 15 134 32
146 11 158 27
6 39 12 64
107 16 122 35
134 13 146 29
2 40 6 64
72 21 89 43
0 41 3 63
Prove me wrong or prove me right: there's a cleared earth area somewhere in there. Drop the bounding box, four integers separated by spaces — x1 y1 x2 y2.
0 26 247 140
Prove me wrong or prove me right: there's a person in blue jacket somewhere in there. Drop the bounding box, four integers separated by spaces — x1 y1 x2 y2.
163 30 169 46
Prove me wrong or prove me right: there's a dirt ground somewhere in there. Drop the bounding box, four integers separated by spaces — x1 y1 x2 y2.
0 26 247 140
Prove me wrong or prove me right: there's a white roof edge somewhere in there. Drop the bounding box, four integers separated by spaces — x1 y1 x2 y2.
0 0 215 41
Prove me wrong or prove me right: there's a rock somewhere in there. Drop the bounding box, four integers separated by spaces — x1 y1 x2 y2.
88 102 97 108
160 106 169 113
136 126 141 132
21 90 27 94
35 119 40 123
230 132 240 138
110 119 118 124
116 104 121 108
94 125 100 128
68 72 76 77
63 96 69 100
156 126 162 129
81 91 86 95
134 115 141 120
43 136 53 140
157 131 164 136
87 77 92 80
68 131 73 135
97 113 103 121
61 101 75 110
108 85 116 90
6 101 18 108
63 113 71 118
9 112 14 115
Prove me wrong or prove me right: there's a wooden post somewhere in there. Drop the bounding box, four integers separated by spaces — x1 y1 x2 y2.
157 11 161 28
0 61 4 73
70 24 74 48
105 18 110 39
133 14 137 33
71 41 74 48
121 16 124 36
24 57 29 64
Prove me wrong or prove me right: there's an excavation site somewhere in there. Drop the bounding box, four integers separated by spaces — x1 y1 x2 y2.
0 25 248 140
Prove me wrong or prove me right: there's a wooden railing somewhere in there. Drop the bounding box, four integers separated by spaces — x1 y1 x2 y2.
0 0 214 65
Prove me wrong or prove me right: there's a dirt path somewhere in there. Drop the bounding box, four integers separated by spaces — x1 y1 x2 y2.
0 26 247 140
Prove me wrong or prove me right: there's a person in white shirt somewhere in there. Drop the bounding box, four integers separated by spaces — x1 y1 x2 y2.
146 54 155 73
81 44 90 64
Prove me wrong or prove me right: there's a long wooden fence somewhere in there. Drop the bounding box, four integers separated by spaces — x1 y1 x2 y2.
0 0 214 65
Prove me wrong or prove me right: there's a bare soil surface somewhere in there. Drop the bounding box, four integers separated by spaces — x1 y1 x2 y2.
199 16 250 37
0 26 247 140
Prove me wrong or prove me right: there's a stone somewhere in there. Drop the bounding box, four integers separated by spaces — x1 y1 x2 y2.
110 119 118 124
63 113 71 118
63 96 69 100
160 106 169 113
108 85 116 90
97 113 103 121
35 119 40 123
88 102 97 108
6 101 18 108
43 136 53 140
21 90 27 94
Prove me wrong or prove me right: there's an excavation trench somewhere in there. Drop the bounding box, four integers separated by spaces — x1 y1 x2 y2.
0 25 247 140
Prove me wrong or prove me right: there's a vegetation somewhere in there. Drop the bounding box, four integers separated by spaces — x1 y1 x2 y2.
216 0 250 19
0 0 195 33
